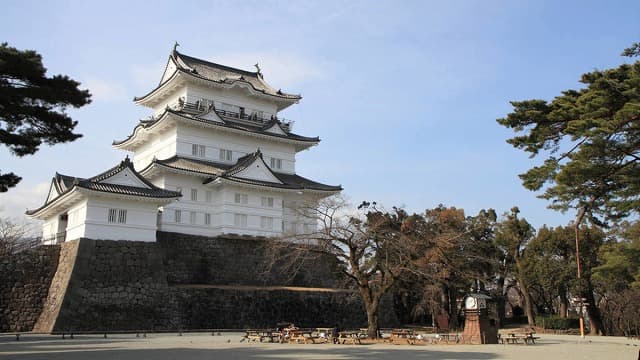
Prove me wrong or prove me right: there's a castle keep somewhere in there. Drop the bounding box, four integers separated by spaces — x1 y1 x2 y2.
27 45 341 242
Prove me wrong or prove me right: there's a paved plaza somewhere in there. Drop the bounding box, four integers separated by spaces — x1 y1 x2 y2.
1 333 638 360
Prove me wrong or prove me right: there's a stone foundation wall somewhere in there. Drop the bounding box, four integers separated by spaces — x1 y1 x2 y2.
14 234 400 332
156 232 337 288
0 245 60 332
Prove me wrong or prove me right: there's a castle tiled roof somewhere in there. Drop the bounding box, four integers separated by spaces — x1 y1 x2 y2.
26 157 182 217
173 51 301 100
141 153 342 193
112 109 319 150
134 49 301 105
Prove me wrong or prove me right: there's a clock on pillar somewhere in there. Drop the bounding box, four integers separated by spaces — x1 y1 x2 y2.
462 293 497 344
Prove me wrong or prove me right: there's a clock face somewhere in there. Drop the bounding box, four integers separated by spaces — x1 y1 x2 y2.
465 297 477 309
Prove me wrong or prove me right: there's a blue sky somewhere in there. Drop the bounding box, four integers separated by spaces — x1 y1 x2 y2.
1 0 639 229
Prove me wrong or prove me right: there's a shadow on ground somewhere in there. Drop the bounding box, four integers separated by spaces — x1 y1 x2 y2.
0 336 497 360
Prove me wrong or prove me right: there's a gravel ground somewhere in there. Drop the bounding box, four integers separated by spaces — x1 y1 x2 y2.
1 332 638 360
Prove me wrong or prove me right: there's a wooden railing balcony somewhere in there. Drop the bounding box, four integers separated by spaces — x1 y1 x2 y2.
171 97 293 131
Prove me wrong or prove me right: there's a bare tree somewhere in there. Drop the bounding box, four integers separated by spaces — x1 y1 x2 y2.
0 217 39 257
268 195 417 338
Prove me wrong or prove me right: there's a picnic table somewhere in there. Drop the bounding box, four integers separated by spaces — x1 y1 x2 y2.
287 329 320 344
242 329 279 343
499 330 539 345
337 330 362 344
388 329 417 345
434 333 460 344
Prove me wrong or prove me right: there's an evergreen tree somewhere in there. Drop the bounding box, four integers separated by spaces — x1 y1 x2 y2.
0 42 91 192
497 42 640 224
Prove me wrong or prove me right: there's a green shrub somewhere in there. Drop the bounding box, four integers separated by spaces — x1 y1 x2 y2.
536 315 580 329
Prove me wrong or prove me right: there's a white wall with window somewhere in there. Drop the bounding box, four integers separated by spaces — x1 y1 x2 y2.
175 124 297 174
74 197 163 242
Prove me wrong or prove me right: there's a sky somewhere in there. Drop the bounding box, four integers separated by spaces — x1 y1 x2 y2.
1 0 639 230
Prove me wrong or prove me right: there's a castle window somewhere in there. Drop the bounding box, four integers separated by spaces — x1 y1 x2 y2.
206 191 213 203
191 188 198 201
270 158 282 170
108 209 117 223
118 209 127 223
205 213 211 225
260 216 273 230
261 196 274 208
219 149 232 161
174 210 182 223
234 193 248 205
220 149 233 161
108 208 127 223
234 213 247 228
192 144 205 157
190 211 196 224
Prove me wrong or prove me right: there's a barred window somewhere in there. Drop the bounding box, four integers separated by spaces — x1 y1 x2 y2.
108 209 126 223
192 144 205 157
174 210 182 223
270 157 282 170
190 211 196 224
205 213 211 225
191 188 198 201
206 191 213 203
108 208 117 223
118 209 127 223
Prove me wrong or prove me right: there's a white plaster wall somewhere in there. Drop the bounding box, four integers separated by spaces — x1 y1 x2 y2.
176 123 297 174
41 217 59 245
101 168 149 188
152 87 187 117
65 200 88 241
83 197 160 242
132 127 178 170
160 59 178 85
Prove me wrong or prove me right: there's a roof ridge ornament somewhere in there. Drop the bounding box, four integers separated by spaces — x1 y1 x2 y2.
173 41 180 53
254 63 263 78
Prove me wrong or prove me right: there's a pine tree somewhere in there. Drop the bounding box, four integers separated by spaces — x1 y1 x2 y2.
0 42 91 192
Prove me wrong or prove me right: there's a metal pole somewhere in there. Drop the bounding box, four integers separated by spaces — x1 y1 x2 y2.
575 222 585 338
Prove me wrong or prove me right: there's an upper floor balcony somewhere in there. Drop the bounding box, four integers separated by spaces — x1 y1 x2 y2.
169 96 294 131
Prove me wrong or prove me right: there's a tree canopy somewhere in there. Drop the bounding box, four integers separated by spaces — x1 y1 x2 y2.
497 42 640 224
0 42 91 192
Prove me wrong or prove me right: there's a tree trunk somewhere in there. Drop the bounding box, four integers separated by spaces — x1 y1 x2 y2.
495 275 506 328
448 286 459 330
559 285 569 318
516 260 536 327
366 308 379 339
584 281 604 335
